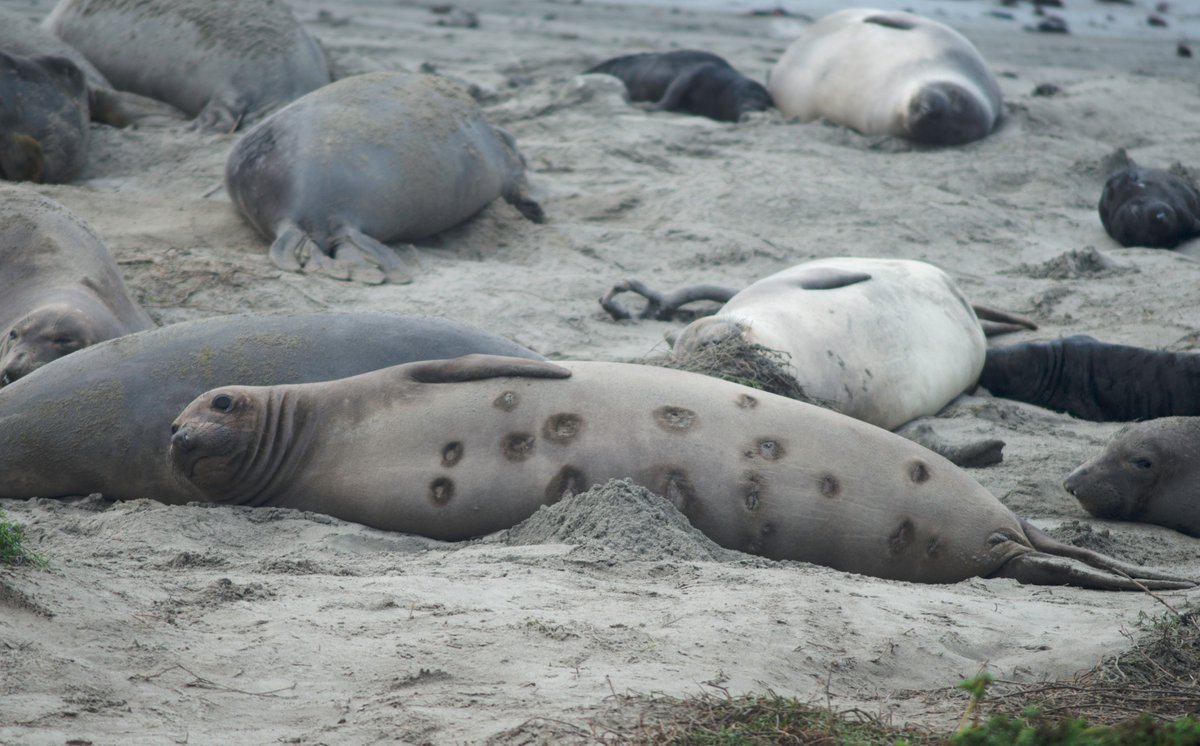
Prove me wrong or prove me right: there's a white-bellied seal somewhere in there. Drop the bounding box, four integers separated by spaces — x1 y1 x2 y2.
768 8 1002 145
979 335 1200 422
168 354 1192 590
225 71 545 284
0 313 544 503
585 50 773 122
0 52 90 183
1099 160 1200 249
1064 417 1200 538
657 257 1034 431
43 0 332 131
0 186 153 383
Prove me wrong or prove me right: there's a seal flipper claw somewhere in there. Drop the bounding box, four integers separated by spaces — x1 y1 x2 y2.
268 225 314 273
404 355 571 384
0 133 44 183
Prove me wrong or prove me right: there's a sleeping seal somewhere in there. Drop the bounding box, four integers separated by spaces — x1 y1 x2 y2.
1099 161 1200 249
0 52 89 183
225 71 545 284
585 50 773 122
1064 417 1200 538
0 5 110 87
0 313 544 503
168 354 1191 590
979 335 1200 421
0 186 153 383
665 258 1034 430
768 8 1002 145
43 0 331 131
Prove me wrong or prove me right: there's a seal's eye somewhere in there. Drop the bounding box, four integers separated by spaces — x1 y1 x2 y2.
1133 458 1153 470
53 337 75 346
7 330 15 340
211 394 234 412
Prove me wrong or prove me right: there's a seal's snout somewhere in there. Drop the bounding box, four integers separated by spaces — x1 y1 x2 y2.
171 425 193 451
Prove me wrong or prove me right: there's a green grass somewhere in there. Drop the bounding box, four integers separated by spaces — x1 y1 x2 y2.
0 509 46 568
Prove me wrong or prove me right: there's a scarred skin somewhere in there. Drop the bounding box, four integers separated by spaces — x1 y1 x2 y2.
1099 166 1200 249
586 50 773 122
979 335 1200 422
0 313 544 502
1064 417 1200 537
0 187 153 383
168 355 1192 589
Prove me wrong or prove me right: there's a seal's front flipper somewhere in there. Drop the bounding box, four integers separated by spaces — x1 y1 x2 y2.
332 228 417 285
194 96 246 134
789 268 872 290
89 88 185 127
653 65 707 112
503 179 546 224
0 133 44 183
973 304 1038 337
405 355 571 384
269 224 319 273
992 552 1195 590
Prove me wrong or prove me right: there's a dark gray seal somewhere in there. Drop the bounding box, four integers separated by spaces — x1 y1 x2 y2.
0 313 544 503
978 335 1200 421
168 355 1191 590
0 186 153 384
0 5 110 87
0 52 89 183
44 0 331 131
1099 162 1200 249
225 72 545 284
1064 417 1200 538
585 50 773 122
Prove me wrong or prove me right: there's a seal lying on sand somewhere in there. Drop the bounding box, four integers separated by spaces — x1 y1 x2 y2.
585 50 773 122
0 5 109 87
604 258 1036 431
169 354 1191 590
979 335 1200 421
768 8 1002 145
0 313 543 502
225 72 545 284
1064 418 1200 538
1099 160 1200 249
0 187 153 383
43 0 331 131
0 52 90 183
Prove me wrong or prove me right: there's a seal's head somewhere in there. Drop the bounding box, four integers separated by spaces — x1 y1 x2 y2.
170 387 263 492
1110 198 1182 248
1063 420 1170 521
0 303 104 385
905 81 993 145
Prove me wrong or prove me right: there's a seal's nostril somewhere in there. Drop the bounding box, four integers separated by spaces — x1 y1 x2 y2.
170 424 180 435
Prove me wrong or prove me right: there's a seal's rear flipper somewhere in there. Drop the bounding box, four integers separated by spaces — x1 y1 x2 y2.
972 304 1038 337
0 133 44 183
89 88 185 127
600 280 738 321
331 228 416 285
1019 517 1194 584
992 552 1195 590
405 355 571 384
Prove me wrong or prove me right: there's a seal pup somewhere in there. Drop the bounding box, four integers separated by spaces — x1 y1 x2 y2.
1099 159 1200 249
169 355 1191 590
979 335 1200 422
654 258 1035 431
768 8 1002 145
0 52 90 183
585 50 773 122
0 313 544 503
1064 418 1200 538
225 71 545 284
43 0 331 132
0 186 153 383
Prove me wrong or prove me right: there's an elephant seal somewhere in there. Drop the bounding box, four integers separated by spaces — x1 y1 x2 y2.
0 52 89 183
0 186 153 384
169 354 1191 590
0 5 110 87
1064 418 1200 538
768 8 1002 145
1099 162 1200 249
668 258 1034 431
225 71 545 284
585 50 773 122
43 0 331 131
0 313 544 503
979 335 1200 422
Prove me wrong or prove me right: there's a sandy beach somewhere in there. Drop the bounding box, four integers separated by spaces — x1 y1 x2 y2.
1 0 1199 743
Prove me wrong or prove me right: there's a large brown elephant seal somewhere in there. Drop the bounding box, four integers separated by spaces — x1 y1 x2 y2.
43 0 331 132
0 313 544 503
1064 418 1200 538
768 8 1002 145
0 186 153 383
666 258 1034 431
169 355 1191 590
225 72 545 284
0 52 90 183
